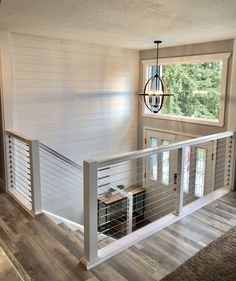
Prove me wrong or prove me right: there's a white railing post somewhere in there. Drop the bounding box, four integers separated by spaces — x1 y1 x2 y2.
82 160 98 268
29 140 42 215
127 192 133 234
174 147 185 216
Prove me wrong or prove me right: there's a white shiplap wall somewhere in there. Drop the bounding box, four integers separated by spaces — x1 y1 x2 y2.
9 33 139 223
10 34 139 163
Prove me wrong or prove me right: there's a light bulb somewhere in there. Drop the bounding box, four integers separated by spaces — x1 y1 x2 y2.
155 90 163 96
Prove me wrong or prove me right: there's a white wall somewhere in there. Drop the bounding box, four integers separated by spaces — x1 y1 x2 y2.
10 33 139 164
6 33 139 223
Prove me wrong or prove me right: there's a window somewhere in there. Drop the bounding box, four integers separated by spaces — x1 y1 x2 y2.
150 137 158 180
142 53 230 126
161 140 171 185
195 148 206 197
183 146 191 193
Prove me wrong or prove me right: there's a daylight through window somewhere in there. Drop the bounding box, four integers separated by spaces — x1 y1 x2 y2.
143 53 230 126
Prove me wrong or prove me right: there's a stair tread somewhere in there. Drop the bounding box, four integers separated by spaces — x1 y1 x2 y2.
17 219 93 281
58 223 85 243
15 233 72 281
37 214 84 258
0 226 31 281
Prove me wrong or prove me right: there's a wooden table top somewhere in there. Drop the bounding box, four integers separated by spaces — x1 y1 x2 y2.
98 186 145 205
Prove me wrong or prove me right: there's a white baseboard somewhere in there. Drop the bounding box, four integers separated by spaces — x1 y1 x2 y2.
42 210 84 232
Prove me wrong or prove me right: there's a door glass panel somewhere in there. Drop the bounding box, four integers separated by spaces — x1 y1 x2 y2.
195 148 206 197
183 146 191 193
150 138 158 180
161 140 171 185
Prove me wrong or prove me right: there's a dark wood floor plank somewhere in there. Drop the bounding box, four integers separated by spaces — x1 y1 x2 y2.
179 217 221 241
190 211 232 233
15 233 70 281
24 219 93 281
37 216 84 259
139 239 181 272
107 252 157 281
92 262 128 281
151 267 171 281
197 208 235 227
158 229 198 256
168 219 211 246
203 202 236 221
150 234 192 263
0 239 31 281
0 247 23 281
164 227 203 251
124 244 164 273
0 191 236 281
214 201 236 215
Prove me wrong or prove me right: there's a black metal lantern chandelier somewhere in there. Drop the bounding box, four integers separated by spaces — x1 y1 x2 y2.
139 40 172 114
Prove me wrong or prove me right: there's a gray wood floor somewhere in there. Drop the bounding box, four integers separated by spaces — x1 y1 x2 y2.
0 191 235 281
0 246 23 281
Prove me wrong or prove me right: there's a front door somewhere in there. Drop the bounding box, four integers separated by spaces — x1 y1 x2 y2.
144 130 176 221
144 129 215 218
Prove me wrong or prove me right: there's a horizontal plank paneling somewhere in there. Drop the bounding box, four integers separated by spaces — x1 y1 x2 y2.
11 33 139 161
10 33 139 222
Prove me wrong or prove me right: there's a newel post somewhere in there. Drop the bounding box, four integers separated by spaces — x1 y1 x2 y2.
174 147 185 216
127 192 133 234
29 140 42 215
81 160 98 268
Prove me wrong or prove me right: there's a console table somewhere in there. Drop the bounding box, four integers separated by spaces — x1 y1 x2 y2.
97 186 145 237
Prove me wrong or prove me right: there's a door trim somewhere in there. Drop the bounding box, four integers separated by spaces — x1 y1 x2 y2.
143 126 202 149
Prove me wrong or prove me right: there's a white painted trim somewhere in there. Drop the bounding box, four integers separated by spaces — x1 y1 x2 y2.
85 186 230 270
5 130 35 144
42 209 84 231
142 112 225 127
142 52 231 66
143 126 202 141
83 160 98 263
97 131 234 167
141 52 231 127
42 210 114 243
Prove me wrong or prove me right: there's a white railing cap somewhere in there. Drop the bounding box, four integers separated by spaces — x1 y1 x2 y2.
5 130 36 144
97 131 235 168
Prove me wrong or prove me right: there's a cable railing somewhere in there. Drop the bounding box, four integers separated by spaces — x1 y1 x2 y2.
5 130 84 223
4 130 236 270
39 143 84 224
5 130 41 215
82 131 235 269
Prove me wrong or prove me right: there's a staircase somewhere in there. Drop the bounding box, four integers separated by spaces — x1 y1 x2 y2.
0 192 93 281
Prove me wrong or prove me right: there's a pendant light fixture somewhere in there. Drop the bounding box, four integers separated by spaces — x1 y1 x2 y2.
139 40 172 114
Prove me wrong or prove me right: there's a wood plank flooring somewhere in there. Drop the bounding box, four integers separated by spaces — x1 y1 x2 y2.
0 191 235 281
0 246 23 281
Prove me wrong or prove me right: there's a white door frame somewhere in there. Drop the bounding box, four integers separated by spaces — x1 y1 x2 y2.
144 127 216 199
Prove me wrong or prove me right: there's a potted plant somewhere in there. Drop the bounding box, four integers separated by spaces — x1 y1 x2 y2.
106 188 115 198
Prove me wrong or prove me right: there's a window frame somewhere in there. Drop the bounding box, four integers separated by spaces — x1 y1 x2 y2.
141 52 231 127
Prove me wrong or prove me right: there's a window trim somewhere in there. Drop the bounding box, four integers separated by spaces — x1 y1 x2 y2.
141 52 231 127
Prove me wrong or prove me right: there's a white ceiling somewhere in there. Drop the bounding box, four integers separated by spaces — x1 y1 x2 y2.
0 0 236 49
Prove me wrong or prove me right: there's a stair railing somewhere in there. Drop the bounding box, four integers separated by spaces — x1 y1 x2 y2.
5 130 41 216
82 131 235 269
39 142 84 223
